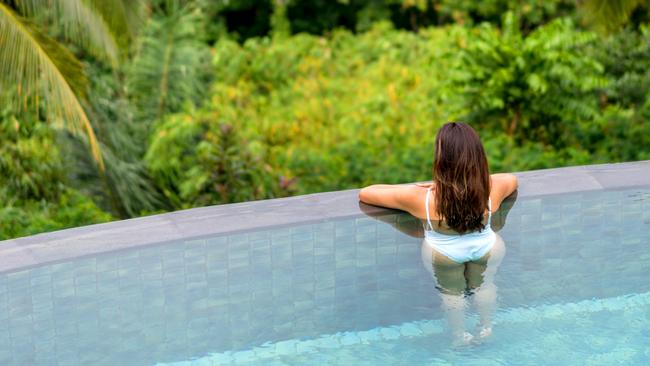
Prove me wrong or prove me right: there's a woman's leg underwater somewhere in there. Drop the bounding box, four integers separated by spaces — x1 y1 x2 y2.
465 234 506 337
421 242 473 344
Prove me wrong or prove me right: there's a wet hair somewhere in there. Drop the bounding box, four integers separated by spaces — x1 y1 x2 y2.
433 122 490 233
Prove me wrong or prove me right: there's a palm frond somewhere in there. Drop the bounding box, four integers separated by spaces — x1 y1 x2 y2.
579 0 642 33
87 0 145 47
0 3 104 170
61 130 163 217
53 60 164 218
127 1 211 125
15 0 122 66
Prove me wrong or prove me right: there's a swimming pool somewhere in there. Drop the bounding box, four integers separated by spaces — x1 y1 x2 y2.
0 163 649 365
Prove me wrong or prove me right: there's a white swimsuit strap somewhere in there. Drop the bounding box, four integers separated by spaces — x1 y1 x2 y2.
487 197 492 226
425 187 433 230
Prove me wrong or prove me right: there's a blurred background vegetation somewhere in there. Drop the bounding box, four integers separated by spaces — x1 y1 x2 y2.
1 0 649 239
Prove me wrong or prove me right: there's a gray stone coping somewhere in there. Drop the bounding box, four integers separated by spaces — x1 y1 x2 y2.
0 160 648 273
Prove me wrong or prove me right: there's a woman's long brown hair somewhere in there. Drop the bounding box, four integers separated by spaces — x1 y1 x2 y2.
433 122 491 233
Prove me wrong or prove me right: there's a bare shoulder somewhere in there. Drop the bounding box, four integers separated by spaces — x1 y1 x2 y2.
490 173 519 211
401 184 433 219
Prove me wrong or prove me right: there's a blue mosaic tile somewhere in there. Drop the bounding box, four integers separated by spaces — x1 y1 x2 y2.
1 187 650 365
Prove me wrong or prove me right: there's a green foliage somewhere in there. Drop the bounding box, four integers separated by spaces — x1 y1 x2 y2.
0 107 63 201
452 13 607 147
580 102 650 163
204 25 456 193
437 0 575 30
146 111 284 209
0 2 105 169
579 0 649 33
589 26 650 108
0 106 111 240
270 0 291 38
3 0 650 241
61 62 163 218
158 16 648 202
127 0 211 126
578 26 650 163
482 133 593 173
0 189 112 240
201 0 578 40
0 1 143 171
15 0 133 66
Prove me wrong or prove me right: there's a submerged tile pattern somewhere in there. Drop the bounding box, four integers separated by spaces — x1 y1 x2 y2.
0 188 649 365
0 215 429 366
159 289 650 365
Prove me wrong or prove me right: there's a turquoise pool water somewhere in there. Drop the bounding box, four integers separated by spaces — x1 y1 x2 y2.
0 187 649 365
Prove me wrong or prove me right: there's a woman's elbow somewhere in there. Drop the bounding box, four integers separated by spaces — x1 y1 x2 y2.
508 174 519 193
358 186 372 203
494 173 518 196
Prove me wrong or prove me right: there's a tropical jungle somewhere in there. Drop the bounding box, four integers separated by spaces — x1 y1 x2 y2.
1 0 649 239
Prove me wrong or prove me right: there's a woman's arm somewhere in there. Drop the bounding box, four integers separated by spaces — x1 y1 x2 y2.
358 184 417 212
490 173 518 211
359 174 518 216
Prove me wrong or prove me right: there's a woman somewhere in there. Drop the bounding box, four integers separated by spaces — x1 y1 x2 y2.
359 122 518 344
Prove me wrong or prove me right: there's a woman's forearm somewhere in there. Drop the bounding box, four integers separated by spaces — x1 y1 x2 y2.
358 184 415 211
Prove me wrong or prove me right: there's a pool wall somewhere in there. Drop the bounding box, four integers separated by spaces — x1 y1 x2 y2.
0 161 649 365
0 214 432 364
0 160 649 274
5 186 648 365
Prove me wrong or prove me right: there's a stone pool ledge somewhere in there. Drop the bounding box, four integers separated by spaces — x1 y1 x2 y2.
0 160 648 273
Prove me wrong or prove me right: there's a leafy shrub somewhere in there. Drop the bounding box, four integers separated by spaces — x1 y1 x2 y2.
145 111 284 209
0 189 112 240
451 13 607 148
0 107 111 240
5 2 650 241
205 24 460 193
60 62 163 219
0 108 63 201
203 0 577 40
437 0 575 31
585 103 650 162
146 19 647 204
589 26 650 108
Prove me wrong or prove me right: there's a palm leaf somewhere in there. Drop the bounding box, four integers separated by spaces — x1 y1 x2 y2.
61 129 164 217
65 62 165 217
0 3 104 170
15 0 124 66
128 1 210 125
579 0 643 33
87 0 145 48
